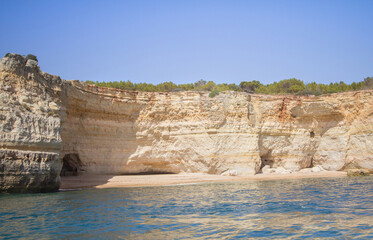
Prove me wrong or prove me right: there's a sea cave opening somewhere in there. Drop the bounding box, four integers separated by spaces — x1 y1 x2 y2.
60 153 83 176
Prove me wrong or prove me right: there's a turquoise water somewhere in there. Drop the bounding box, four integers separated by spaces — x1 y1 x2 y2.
1 177 372 239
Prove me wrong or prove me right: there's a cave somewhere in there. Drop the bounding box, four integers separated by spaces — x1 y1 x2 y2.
60 153 83 176
259 152 274 171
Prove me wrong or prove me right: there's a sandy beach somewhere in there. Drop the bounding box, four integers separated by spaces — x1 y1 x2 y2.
60 171 347 190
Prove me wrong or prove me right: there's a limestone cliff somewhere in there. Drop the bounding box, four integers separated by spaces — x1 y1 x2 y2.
0 54 64 192
1 53 372 192
63 83 260 175
64 83 373 176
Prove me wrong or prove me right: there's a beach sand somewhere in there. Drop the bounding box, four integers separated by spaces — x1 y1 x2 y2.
60 171 347 190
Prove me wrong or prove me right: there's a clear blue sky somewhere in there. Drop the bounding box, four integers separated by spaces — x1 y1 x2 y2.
1 0 372 85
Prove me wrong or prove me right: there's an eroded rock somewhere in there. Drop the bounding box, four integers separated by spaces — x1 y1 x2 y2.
0 54 63 193
1 53 373 192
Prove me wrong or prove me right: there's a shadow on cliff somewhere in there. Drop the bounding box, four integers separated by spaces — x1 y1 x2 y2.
59 153 116 189
59 84 154 189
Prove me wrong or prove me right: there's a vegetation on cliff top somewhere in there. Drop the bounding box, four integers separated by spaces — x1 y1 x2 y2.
2 53 372 96
86 77 373 96
26 54 38 62
4 53 38 62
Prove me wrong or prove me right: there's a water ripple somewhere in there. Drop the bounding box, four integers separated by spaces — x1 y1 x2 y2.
1 176 372 239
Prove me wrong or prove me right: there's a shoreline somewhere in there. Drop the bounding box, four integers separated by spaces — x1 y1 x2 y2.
60 171 347 190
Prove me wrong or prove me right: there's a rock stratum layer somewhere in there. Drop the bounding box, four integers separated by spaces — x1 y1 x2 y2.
1 54 373 192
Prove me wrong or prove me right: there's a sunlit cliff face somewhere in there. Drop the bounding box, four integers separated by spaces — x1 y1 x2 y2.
1 54 373 192
62 81 373 176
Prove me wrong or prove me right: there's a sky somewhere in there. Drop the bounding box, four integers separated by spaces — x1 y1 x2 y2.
0 0 372 85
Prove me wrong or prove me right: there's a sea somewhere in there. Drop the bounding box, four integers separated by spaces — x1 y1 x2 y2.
0 176 372 239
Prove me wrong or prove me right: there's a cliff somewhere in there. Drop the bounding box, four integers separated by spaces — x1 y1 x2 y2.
1 54 372 192
0 54 64 192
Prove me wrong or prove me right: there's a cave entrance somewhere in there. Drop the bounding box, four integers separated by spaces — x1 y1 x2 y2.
310 131 315 138
60 153 83 176
259 149 274 172
259 155 274 173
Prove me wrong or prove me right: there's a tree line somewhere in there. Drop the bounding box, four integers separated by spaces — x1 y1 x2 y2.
85 77 373 97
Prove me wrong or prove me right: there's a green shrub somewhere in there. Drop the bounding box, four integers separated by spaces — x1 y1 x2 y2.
85 80 96 85
172 88 185 92
314 91 322 96
240 81 262 93
81 76 372 96
209 89 220 98
26 54 38 62
4 53 10 58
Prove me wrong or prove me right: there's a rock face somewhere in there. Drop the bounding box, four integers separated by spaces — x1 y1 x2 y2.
63 83 373 176
63 83 261 175
1 53 373 192
0 54 64 192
